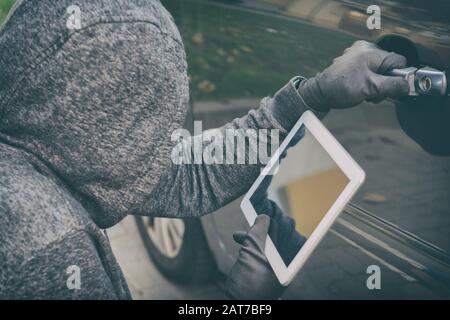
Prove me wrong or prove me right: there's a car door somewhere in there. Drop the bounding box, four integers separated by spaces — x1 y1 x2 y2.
162 0 450 298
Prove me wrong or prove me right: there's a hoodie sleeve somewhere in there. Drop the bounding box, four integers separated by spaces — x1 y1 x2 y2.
137 79 327 218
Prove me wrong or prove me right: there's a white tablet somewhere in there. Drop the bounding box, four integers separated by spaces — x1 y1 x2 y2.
241 110 365 286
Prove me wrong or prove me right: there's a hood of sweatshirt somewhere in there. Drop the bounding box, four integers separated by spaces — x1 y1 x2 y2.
0 0 189 228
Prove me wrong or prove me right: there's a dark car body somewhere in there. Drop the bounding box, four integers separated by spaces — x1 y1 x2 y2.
161 0 450 299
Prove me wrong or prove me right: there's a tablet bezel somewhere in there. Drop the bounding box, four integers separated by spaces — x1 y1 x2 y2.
240 110 365 286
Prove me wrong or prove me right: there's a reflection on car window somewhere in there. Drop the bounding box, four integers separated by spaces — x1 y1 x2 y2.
164 0 353 102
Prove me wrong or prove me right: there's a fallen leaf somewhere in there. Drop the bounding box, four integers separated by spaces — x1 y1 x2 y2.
265 27 278 34
197 80 216 93
217 48 226 56
227 56 236 64
240 45 253 53
191 32 204 45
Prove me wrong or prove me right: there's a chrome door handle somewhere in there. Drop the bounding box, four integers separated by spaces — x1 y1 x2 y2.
387 66 447 96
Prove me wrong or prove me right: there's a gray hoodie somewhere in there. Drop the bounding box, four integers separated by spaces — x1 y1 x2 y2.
0 0 322 299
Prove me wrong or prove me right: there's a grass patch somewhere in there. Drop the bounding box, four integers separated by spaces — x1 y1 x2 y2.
0 0 15 25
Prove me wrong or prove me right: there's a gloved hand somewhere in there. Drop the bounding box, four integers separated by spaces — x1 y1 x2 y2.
298 40 410 112
225 214 285 300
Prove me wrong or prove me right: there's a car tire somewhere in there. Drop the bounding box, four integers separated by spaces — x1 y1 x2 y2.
135 216 218 284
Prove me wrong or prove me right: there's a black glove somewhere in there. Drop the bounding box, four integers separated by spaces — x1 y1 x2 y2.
298 40 410 112
225 214 285 300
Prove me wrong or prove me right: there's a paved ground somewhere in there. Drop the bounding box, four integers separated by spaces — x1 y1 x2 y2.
108 216 223 300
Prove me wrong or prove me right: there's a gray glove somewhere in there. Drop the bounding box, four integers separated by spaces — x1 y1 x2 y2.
225 214 284 300
298 40 410 112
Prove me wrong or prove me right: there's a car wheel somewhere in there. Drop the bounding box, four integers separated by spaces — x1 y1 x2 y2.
135 216 217 284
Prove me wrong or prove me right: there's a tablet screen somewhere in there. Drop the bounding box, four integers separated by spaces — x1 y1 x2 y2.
250 125 350 266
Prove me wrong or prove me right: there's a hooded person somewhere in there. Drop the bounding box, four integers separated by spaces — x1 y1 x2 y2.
0 0 409 299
